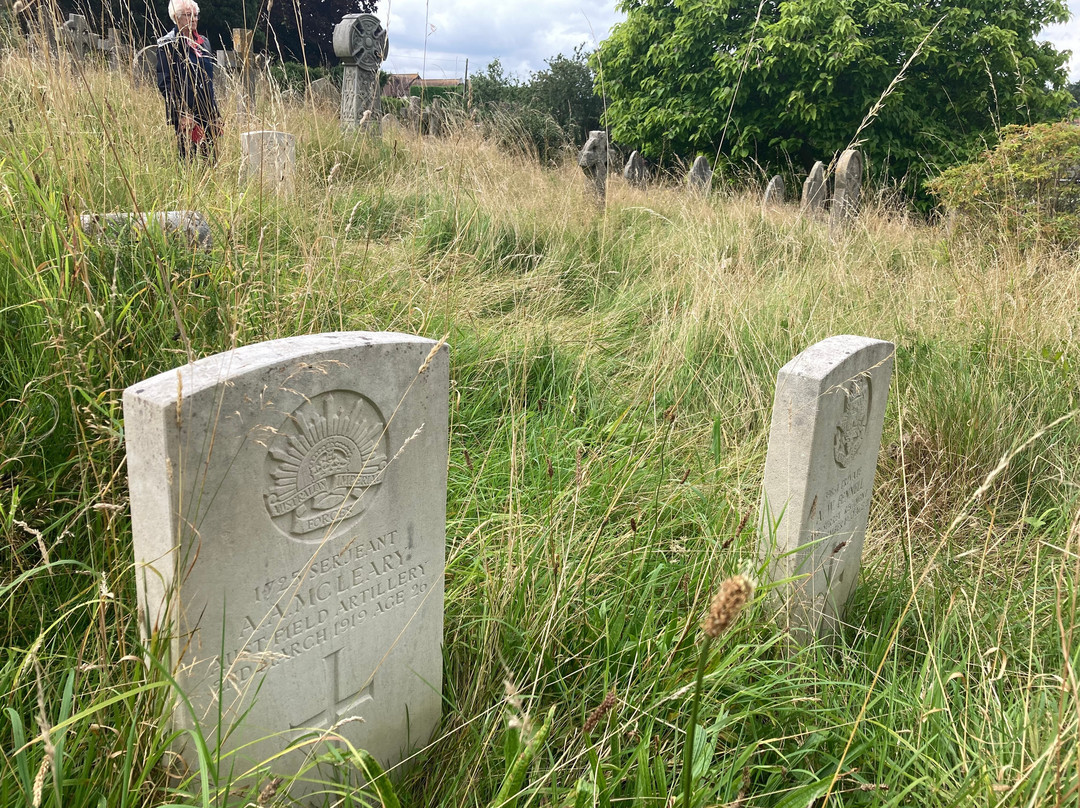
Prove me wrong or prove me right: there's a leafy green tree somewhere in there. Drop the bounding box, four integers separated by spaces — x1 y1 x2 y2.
595 0 1073 193
469 58 524 107
1068 80 1080 108
526 46 603 144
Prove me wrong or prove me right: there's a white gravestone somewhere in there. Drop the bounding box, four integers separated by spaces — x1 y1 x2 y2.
759 335 893 640
241 130 296 194
830 149 863 226
801 161 826 213
623 150 647 189
578 130 609 203
124 332 447 800
334 14 388 129
762 175 785 209
688 155 712 193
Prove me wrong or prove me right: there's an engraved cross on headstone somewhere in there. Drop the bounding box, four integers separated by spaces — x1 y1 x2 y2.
291 648 374 729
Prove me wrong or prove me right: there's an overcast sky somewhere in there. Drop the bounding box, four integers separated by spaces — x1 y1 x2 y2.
377 0 1079 83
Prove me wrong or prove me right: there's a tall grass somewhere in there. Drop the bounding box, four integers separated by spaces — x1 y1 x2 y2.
1 36 1079 807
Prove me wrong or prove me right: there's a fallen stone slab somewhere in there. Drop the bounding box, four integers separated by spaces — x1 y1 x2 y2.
79 211 212 250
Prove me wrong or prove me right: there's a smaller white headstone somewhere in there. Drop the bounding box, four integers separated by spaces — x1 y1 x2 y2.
762 175 785 209
241 130 296 193
801 161 826 213
623 150 647 189
688 155 712 193
759 335 893 641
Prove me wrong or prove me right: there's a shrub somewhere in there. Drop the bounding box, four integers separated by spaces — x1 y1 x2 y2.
927 121 1080 249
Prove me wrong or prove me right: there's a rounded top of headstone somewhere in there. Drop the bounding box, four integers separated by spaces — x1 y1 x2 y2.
333 14 388 70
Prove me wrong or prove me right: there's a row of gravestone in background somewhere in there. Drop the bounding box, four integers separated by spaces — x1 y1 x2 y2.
581 130 865 222
123 330 893 803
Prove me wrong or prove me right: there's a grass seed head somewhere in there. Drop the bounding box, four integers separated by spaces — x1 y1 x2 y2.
583 689 618 734
702 574 755 638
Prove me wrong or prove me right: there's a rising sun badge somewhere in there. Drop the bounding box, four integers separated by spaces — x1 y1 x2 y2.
264 391 388 540
833 376 871 469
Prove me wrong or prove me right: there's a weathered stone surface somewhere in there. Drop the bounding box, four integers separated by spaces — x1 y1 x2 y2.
124 332 448 802
307 76 341 108
763 175 785 208
132 44 159 86
79 211 212 250
623 150 647 189
241 130 296 193
688 155 712 193
830 149 863 226
334 14 388 128
801 161 826 213
759 335 893 641
61 14 95 59
578 130 609 203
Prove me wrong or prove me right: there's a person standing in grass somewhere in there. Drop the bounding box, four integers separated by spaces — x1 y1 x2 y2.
156 0 221 161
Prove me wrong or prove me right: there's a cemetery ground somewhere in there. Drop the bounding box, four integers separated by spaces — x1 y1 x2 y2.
2 47 1080 808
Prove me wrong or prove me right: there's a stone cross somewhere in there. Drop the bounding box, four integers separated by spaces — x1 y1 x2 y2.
688 155 712 193
801 161 826 213
334 14 388 129
830 149 863 227
759 335 893 642
241 130 296 194
623 150 647 189
61 14 96 60
578 130 609 203
124 332 448 803
762 175 785 209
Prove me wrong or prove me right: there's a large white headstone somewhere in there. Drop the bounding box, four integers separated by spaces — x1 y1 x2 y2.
124 332 447 800
759 335 893 641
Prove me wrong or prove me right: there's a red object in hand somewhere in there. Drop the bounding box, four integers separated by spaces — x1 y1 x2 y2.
190 123 204 144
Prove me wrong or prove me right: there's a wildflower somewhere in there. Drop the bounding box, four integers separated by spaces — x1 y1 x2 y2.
702 575 754 638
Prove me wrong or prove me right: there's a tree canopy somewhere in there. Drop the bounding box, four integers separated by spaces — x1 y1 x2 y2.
594 0 1074 192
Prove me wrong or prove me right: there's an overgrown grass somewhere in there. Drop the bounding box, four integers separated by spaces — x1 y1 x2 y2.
2 40 1080 808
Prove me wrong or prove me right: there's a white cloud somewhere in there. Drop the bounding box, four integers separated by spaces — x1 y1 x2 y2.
379 0 622 78
376 0 1078 83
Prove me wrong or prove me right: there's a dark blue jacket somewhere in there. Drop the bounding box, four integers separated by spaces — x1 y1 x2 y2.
155 28 220 128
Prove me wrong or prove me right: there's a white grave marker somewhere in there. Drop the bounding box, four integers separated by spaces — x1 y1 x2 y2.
759 335 893 640
124 332 447 799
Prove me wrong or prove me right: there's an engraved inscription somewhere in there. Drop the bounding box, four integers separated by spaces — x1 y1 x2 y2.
291 648 374 729
220 528 434 685
833 376 871 468
265 391 388 541
810 467 869 543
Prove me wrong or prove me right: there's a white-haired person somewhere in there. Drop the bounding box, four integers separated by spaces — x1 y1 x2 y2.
156 0 221 161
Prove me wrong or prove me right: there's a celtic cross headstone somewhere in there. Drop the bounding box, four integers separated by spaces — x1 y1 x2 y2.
333 14 388 129
124 333 447 802
759 335 893 642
